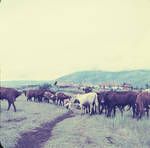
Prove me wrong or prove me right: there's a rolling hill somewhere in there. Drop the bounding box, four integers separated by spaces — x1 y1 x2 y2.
57 70 150 87
1 70 150 88
0 80 49 88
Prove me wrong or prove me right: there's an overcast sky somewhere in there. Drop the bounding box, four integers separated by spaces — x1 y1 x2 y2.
0 0 150 81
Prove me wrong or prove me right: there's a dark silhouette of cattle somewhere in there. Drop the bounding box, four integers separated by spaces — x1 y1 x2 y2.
56 93 71 106
97 91 109 115
136 92 150 119
98 91 137 118
25 89 45 102
0 87 22 112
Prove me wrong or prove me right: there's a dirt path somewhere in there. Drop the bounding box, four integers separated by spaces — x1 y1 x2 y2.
15 112 75 148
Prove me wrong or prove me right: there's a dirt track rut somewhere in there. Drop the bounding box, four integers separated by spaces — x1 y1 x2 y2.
15 112 75 148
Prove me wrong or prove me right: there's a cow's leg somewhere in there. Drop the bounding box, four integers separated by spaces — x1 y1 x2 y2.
35 97 37 102
41 97 43 102
136 104 140 119
121 109 123 117
56 98 58 105
146 107 149 118
37 97 39 102
93 104 96 114
107 106 112 117
59 99 61 105
94 104 97 114
139 110 143 119
112 107 116 117
90 104 94 115
39 97 42 103
86 106 88 113
54 98 57 104
132 106 136 118
7 101 11 111
38 97 40 102
88 105 90 113
99 104 104 114
57 99 59 105
29 97 32 101
44 97 47 103
61 100 63 106
53 99 56 104
27 96 31 101
119 106 123 117
104 106 108 116
62 100 64 106
12 102 16 112
138 104 144 120
81 105 84 115
98 104 101 114
89 105 92 115
83 106 86 114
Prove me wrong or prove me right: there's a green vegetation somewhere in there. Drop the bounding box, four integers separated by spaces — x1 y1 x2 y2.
57 70 150 87
44 112 150 148
0 95 67 148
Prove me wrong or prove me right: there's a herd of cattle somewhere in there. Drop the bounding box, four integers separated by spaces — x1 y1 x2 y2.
0 86 150 120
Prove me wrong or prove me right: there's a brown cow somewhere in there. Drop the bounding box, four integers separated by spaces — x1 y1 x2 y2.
26 89 46 102
43 91 56 103
0 87 22 112
98 91 137 118
136 92 150 119
56 93 71 106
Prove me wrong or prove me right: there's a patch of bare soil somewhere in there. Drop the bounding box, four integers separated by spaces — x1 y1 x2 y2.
15 112 75 148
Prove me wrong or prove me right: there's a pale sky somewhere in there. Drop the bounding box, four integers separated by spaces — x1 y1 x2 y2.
0 0 150 81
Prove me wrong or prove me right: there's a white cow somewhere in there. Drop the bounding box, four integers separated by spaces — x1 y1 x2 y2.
66 92 98 115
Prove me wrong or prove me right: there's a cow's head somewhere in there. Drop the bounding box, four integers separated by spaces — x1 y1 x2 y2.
65 95 81 110
98 93 105 105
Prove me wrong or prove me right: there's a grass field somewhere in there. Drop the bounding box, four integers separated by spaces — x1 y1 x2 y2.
44 111 150 148
0 95 67 148
0 93 150 148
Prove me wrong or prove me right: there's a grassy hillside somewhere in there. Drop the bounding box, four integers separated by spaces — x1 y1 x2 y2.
1 70 150 88
57 70 150 87
0 80 49 88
